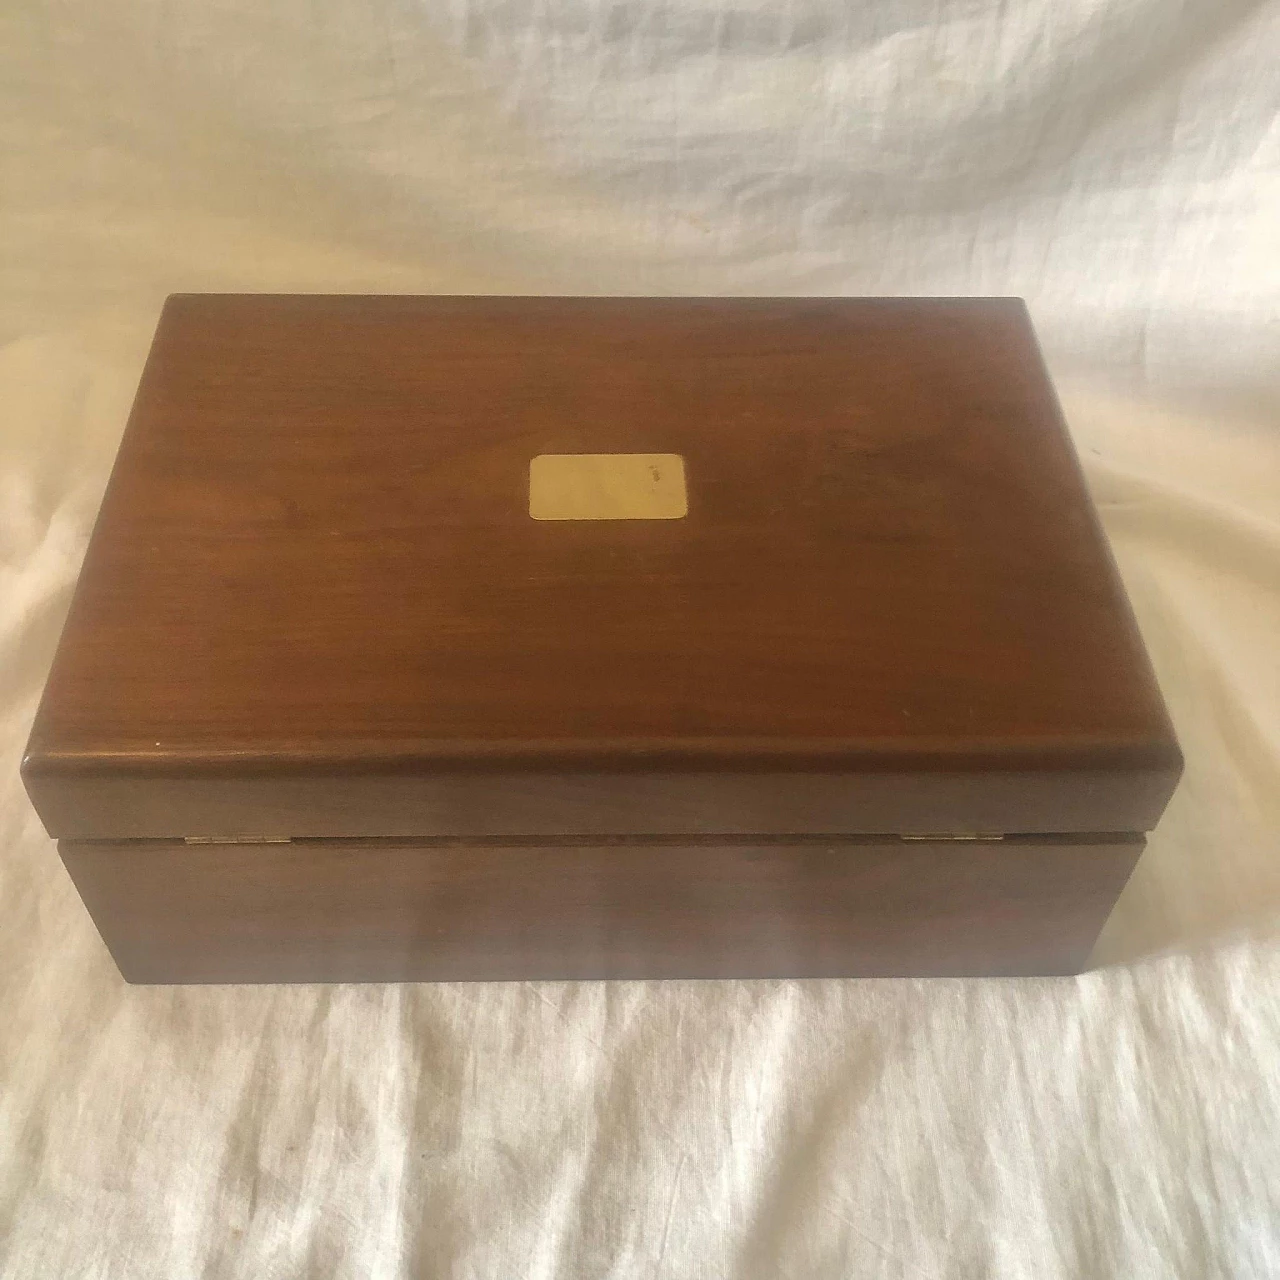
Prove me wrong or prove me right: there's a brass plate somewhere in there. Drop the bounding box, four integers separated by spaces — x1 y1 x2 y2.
529 453 688 521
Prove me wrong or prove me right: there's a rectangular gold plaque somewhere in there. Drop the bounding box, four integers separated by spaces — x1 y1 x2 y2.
529 453 688 521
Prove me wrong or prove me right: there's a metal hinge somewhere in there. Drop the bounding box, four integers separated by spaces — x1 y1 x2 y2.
183 836 292 845
900 833 1005 842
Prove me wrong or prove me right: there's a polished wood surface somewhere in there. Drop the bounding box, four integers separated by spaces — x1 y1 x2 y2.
60 834 1144 982
23 295 1179 840
27 759 1176 842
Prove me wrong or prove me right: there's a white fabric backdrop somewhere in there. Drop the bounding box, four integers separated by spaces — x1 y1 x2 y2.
2 2 1278 1275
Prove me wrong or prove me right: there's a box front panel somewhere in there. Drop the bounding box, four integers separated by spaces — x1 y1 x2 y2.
60 834 1144 982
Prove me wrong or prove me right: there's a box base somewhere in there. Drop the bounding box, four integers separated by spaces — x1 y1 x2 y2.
58 834 1143 983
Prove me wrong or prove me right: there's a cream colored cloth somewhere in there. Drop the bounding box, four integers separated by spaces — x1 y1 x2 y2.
2 2 1278 1276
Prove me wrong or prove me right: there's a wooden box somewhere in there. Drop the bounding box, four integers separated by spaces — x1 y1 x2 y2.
21 296 1181 983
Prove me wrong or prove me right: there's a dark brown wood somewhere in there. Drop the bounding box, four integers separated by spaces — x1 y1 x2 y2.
23 295 1179 841
23 760 1177 842
60 834 1144 983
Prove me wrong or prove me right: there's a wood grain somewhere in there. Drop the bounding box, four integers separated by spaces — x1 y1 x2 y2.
23 295 1180 840
60 834 1145 983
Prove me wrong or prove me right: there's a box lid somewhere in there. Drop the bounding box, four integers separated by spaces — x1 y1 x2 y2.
22 295 1180 840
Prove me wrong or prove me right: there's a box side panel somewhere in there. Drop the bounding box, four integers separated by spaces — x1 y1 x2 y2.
59 834 1145 982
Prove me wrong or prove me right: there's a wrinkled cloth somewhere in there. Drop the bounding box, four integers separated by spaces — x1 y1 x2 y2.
2 2 1279 1276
